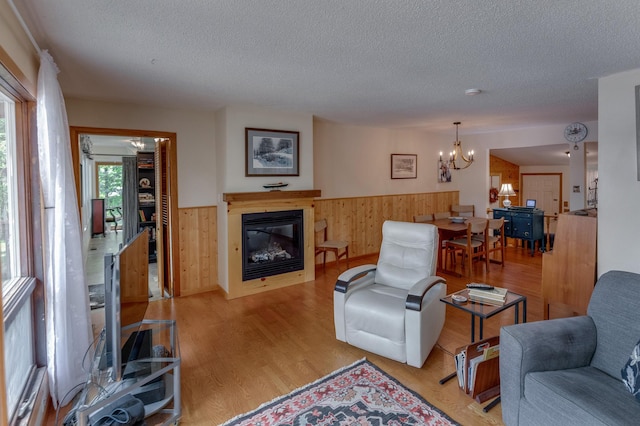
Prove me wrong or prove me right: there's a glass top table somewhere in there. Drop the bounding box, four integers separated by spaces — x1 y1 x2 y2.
440 288 527 343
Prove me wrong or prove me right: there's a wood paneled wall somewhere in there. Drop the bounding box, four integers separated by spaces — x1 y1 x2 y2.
313 191 459 261
490 155 521 206
178 206 218 296
175 191 459 295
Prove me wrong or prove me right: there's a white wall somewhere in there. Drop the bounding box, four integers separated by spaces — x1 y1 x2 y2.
217 105 314 195
65 98 217 208
598 68 640 275
313 119 486 210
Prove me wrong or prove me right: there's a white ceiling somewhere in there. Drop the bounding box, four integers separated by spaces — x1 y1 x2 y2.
18 1 638 162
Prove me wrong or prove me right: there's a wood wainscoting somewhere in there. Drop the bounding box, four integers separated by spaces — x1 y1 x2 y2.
174 191 459 297
313 191 459 261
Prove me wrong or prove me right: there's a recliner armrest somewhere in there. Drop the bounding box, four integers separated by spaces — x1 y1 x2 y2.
406 276 446 311
334 265 377 293
500 316 597 426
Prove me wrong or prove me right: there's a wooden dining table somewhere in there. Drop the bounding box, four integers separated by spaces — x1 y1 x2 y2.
427 217 486 274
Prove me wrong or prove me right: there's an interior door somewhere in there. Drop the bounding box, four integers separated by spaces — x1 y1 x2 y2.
522 174 561 215
156 140 172 297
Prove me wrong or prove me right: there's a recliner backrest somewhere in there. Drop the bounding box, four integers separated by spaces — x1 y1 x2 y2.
375 220 438 290
588 270 640 378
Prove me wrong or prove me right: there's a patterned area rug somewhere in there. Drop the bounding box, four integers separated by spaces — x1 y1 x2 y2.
221 358 459 426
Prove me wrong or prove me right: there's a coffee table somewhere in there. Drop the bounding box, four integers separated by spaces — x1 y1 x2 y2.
441 288 527 343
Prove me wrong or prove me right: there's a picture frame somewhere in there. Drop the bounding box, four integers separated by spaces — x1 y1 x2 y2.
438 159 452 183
246 128 299 176
391 154 417 179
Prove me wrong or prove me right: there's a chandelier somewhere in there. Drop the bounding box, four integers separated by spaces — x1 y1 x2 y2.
447 121 474 170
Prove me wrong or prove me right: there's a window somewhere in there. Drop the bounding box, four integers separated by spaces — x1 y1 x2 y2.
96 162 123 210
0 80 40 423
0 94 20 284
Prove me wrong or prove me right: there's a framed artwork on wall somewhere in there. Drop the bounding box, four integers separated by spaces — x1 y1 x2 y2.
245 128 300 176
438 159 452 182
391 154 417 179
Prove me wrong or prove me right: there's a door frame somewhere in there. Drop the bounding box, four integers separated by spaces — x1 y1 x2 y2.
70 126 181 296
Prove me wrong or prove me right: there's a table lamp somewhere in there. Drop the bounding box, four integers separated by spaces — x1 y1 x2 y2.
498 183 516 207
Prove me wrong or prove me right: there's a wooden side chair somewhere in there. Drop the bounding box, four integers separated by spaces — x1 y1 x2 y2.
413 213 434 223
314 219 349 271
445 218 489 277
452 204 475 217
484 217 506 266
434 211 451 220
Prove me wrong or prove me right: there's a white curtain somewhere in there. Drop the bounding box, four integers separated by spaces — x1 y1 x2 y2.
37 50 92 407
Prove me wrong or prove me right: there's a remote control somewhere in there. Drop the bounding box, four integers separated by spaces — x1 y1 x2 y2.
466 283 494 290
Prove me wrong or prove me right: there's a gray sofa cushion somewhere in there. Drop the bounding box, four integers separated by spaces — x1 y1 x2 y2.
522 366 640 426
589 271 640 378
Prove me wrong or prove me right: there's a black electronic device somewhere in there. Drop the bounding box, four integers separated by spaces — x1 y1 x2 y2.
466 283 495 290
526 199 536 208
121 329 153 380
104 230 150 381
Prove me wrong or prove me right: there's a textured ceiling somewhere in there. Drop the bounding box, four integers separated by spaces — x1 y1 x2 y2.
16 0 640 136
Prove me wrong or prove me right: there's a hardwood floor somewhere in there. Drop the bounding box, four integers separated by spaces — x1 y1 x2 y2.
48 243 544 425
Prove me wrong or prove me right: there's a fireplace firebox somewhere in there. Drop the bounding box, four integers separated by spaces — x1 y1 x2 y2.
242 210 304 281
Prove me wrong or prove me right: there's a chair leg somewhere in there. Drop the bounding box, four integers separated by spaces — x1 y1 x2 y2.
323 251 327 269
345 246 349 269
485 245 490 271
333 248 339 271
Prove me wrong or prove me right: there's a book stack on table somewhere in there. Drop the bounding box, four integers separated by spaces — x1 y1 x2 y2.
468 285 507 306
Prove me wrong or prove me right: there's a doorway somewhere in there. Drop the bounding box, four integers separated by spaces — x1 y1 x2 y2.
70 126 181 297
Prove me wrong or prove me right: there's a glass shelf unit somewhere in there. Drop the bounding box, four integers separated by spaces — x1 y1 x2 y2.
72 319 180 426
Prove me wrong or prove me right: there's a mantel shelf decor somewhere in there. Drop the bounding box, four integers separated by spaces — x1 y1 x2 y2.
222 190 321 203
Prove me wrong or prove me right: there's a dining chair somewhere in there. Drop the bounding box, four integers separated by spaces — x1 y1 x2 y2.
434 211 451 220
445 218 489 277
452 204 475 217
315 219 349 271
484 217 505 266
413 213 434 223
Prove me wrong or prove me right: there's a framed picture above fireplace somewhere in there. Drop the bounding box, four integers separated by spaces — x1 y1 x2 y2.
246 128 300 176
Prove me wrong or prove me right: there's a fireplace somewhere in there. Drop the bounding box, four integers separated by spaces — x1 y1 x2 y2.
242 209 304 281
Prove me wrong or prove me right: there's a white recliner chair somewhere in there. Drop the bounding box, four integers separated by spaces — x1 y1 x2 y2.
334 220 447 368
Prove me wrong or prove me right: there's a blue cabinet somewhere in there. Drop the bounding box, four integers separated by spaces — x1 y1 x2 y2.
493 207 544 256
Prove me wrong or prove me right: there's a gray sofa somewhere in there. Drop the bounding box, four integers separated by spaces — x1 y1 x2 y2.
500 270 640 426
